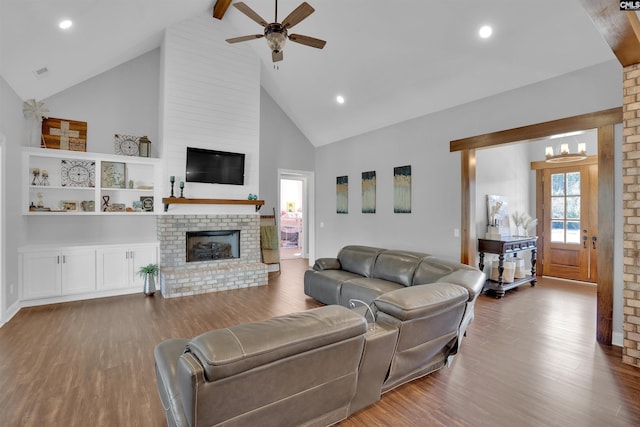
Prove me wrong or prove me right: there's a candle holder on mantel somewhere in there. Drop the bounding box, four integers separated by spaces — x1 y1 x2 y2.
169 176 175 198
179 181 185 198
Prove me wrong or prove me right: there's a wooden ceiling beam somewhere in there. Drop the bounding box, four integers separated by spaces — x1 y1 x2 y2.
213 0 233 20
578 1 640 66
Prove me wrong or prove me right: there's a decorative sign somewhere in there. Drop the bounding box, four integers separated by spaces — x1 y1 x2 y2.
61 159 95 187
140 196 154 212
41 117 87 151
114 134 140 156
101 161 126 188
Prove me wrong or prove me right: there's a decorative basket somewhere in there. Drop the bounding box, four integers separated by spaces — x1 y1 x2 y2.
491 260 515 283
513 257 527 279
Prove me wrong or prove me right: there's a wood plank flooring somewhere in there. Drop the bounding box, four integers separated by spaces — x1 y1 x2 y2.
1 259 639 426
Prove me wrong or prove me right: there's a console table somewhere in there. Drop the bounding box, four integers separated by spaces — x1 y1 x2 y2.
478 236 537 298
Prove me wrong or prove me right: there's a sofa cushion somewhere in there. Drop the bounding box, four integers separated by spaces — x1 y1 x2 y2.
337 245 384 277
339 277 404 307
373 283 468 321
413 257 460 285
186 305 367 382
304 269 363 304
372 251 426 287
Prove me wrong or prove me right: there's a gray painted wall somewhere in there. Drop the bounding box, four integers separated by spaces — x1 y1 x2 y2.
22 49 161 247
259 87 315 213
0 75 27 312
314 60 621 260
313 59 623 341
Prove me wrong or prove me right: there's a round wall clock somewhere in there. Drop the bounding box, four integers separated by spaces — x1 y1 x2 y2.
61 159 95 187
114 134 140 156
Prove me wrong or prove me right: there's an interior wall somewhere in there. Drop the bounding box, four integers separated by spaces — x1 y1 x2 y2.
0 75 27 314
476 143 531 239
160 14 260 214
314 60 622 262
22 49 161 246
259 88 315 214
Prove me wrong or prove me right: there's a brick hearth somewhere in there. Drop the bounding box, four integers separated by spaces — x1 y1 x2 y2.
157 214 268 298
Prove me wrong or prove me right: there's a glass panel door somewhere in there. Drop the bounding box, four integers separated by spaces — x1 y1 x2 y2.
550 171 581 244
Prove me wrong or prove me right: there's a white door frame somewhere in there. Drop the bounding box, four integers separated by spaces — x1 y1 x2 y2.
278 168 315 265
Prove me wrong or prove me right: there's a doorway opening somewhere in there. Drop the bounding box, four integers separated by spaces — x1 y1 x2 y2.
277 169 314 263
452 106 620 345
536 162 598 283
280 178 303 259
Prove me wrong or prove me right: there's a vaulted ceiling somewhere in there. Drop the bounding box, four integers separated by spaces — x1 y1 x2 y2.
0 1 635 146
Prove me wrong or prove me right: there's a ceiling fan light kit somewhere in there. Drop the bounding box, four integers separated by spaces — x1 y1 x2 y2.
225 0 326 63
265 23 287 53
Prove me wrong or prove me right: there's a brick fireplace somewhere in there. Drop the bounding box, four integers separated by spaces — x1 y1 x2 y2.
157 214 268 298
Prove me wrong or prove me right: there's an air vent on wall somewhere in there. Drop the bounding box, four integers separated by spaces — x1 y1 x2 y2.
32 66 49 80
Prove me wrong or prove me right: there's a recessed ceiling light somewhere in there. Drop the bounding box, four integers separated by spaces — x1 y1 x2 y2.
336 95 345 104
479 25 492 39
59 20 73 30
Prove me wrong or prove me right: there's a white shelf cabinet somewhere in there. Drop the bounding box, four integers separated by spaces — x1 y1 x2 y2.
97 244 158 290
19 242 158 304
21 247 96 300
23 147 161 215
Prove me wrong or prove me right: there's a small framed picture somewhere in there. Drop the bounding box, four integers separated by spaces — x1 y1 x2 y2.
140 196 154 212
61 200 79 212
101 161 126 188
105 203 125 212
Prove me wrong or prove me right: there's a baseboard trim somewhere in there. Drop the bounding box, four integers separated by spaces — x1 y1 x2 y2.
1 301 21 328
19 287 142 308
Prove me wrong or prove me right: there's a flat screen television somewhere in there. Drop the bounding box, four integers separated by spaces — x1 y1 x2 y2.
186 147 245 185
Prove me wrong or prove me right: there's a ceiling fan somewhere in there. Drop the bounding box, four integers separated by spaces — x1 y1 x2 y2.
226 0 326 63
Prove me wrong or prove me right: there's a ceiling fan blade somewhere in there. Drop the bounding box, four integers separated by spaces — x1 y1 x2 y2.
226 34 264 44
272 50 284 62
288 34 326 49
233 2 269 27
282 2 314 29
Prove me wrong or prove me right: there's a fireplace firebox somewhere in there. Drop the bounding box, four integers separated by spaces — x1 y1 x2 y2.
186 230 240 262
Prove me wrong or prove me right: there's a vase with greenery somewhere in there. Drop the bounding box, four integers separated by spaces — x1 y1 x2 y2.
138 263 159 296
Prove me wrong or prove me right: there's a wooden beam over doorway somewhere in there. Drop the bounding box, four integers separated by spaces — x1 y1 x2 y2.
578 0 640 67
452 108 619 345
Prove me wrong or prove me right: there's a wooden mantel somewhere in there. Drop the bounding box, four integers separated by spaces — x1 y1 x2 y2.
162 197 265 212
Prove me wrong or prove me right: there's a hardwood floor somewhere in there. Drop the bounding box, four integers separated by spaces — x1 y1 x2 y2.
1 259 639 426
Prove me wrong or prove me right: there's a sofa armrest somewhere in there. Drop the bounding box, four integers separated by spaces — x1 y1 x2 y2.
373 283 468 321
437 269 486 301
154 338 191 427
313 257 341 271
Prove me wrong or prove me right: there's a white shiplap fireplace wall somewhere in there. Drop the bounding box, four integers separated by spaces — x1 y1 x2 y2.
158 13 267 296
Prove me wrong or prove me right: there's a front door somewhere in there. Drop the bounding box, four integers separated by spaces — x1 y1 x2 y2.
542 164 598 282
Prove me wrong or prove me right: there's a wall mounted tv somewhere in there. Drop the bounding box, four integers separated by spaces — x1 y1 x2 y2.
186 147 245 185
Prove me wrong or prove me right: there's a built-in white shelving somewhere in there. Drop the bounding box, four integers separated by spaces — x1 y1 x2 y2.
23 147 161 215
